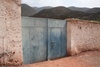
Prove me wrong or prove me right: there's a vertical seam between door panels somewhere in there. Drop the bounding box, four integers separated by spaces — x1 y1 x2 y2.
29 28 31 63
47 19 49 60
60 27 63 57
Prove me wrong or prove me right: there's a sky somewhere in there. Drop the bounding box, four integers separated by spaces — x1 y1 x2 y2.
21 0 100 8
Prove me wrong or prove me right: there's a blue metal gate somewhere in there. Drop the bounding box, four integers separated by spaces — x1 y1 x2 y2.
22 17 67 64
48 19 67 60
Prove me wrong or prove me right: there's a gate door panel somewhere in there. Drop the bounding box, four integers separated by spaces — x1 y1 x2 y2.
22 28 31 64
48 19 67 60
30 28 47 63
22 17 48 64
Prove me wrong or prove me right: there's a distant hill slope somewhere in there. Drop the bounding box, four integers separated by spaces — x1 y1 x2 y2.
32 6 71 19
87 11 100 21
68 6 90 12
32 6 89 19
33 6 52 13
21 4 100 21
86 8 100 13
21 4 36 16
31 6 100 21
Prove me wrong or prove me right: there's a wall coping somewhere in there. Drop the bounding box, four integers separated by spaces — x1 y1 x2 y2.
66 18 100 24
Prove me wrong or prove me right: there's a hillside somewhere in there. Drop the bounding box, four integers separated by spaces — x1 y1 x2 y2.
32 6 89 19
32 6 70 19
32 6 71 19
33 6 52 13
87 11 100 21
21 4 36 16
31 6 100 21
68 6 90 12
21 4 100 21
86 8 100 13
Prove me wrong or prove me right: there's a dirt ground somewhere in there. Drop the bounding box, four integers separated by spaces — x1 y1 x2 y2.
15 51 99 67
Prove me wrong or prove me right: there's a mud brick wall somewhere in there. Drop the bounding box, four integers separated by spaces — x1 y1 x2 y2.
67 19 100 55
0 0 22 66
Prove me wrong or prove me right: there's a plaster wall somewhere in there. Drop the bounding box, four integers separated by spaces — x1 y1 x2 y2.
67 19 100 55
0 0 22 66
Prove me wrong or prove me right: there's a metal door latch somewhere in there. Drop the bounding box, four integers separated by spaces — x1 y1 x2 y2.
51 41 55 48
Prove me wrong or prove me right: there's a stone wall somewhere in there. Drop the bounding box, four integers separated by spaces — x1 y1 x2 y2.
0 0 22 66
67 19 100 55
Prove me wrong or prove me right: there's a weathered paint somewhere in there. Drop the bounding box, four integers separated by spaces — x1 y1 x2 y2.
48 19 67 60
48 28 62 59
30 28 47 63
22 28 31 64
22 17 67 64
22 17 48 64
